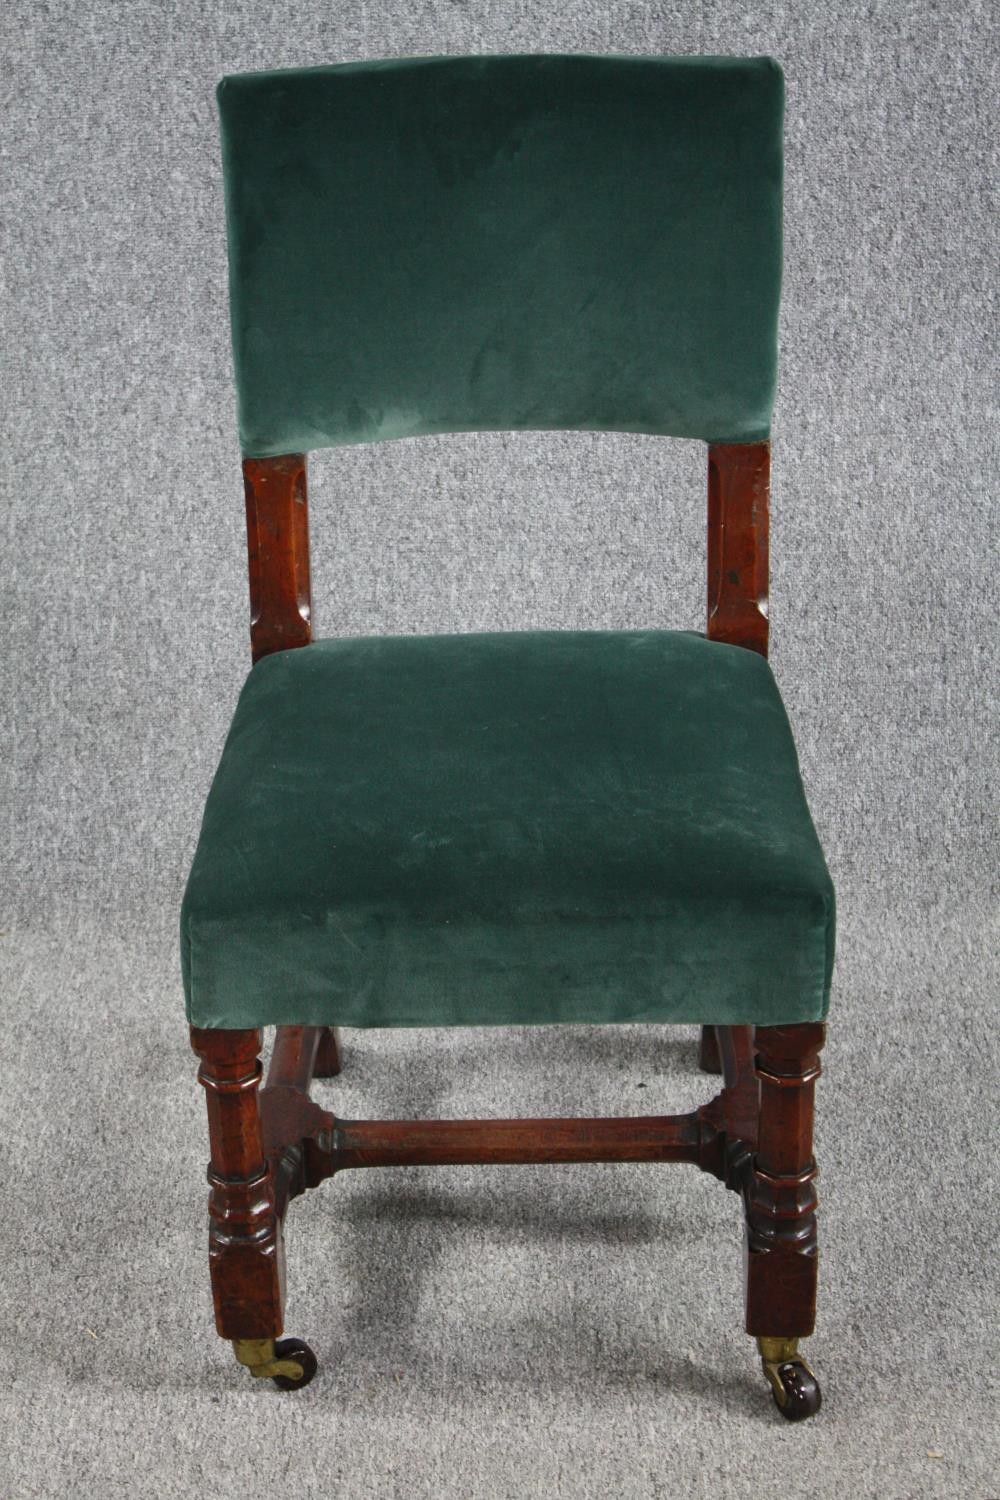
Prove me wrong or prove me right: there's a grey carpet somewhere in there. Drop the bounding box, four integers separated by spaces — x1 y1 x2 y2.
1 0 998 1496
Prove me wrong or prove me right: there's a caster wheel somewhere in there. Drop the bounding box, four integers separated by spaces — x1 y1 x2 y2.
771 1360 821 1421
272 1338 318 1392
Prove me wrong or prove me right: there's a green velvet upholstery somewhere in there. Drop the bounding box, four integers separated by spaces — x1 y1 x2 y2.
182 631 834 1031
217 54 784 456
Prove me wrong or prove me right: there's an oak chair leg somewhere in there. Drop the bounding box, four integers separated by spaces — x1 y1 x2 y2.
743 1021 825 1420
190 1026 316 1390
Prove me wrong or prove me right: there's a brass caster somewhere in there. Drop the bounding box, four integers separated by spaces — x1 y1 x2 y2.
756 1336 821 1421
233 1336 318 1391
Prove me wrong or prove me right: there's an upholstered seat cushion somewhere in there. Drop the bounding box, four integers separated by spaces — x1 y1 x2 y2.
181 630 834 1030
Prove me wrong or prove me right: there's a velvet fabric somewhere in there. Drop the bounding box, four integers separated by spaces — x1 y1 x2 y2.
181 631 834 1031
217 54 784 457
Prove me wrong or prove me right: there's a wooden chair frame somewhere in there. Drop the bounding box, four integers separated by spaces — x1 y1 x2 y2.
190 440 826 1418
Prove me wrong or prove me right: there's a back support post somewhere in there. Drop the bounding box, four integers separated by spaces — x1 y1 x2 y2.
243 453 312 663
707 442 770 657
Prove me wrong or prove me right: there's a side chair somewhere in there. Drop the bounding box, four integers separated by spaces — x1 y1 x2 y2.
184 53 835 1420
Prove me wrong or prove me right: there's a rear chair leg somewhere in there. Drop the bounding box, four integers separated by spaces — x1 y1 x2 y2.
190 1026 317 1390
698 1024 722 1074
314 1025 343 1078
743 1022 825 1421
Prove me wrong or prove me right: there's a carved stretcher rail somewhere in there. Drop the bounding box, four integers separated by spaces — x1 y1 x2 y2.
192 1020 824 1416
259 1077 737 1218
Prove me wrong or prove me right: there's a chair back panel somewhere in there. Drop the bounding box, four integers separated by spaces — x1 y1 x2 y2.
218 54 784 457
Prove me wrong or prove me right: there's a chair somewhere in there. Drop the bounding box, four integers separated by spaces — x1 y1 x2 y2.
185 53 834 1420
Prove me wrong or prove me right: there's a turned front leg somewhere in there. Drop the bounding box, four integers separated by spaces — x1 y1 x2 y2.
744 1022 823 1333
743 1022 825 1419
190 1027 285 1340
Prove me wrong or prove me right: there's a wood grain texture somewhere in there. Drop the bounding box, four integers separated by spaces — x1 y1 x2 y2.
266 1024 323 1093
257 1089 728 1182
243 453 312 662
716 1026 759 1141
707 441 770 656
743 1022 825 1337
190 1027 285 1339
326 1109 723 1171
